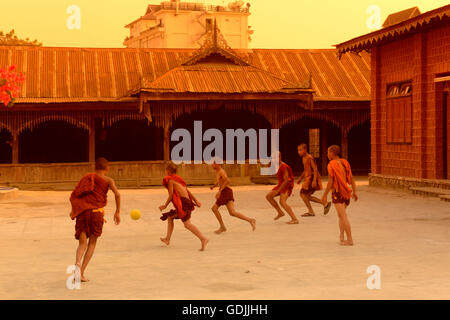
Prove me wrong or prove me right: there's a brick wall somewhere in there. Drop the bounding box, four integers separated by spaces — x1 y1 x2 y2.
372 22 450 179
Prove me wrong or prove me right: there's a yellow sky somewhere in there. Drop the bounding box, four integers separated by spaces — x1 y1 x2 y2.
0 0 448 48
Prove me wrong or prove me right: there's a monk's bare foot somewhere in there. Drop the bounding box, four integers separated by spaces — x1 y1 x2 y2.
214 227 227 234
200 238 209 251
340 240 354 246
81 275 89 282
286 219 299 224
249 219 256 231
160 237 170 246
274 213 285 220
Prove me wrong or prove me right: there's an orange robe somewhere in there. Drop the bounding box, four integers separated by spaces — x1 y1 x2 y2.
327 159 353 200
70 173 109 220
162 174 193 220
301 155 323 192
273 162 294 196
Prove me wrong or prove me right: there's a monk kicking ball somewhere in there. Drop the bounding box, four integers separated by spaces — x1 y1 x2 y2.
210 160 256 234
69 157 121 282
321 145 358 246
159 162 208 251
266 151 299 224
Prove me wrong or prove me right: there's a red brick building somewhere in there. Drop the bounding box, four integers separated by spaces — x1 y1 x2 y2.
337 5 450 188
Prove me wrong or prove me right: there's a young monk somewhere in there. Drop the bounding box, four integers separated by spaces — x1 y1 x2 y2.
159 162 208 251
210 160 256 234
70 157 121 282
321 145 358 246
297 143 331 217
266 152 299 224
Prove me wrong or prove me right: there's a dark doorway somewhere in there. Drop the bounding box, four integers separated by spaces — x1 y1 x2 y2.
170 109 272 163
279 118 340 175
348 121 371 175
0 129 12 163
19 121 88 163
96 119 162 161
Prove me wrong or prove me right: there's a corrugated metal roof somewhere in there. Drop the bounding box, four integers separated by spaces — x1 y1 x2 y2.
0 46 370 103
139 62 311 93
336 4 450 57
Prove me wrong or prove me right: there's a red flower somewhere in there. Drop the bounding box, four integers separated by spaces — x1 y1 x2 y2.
0 65 25 107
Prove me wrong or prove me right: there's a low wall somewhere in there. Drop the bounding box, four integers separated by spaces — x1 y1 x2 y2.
369 173 450 191
0 161 263 190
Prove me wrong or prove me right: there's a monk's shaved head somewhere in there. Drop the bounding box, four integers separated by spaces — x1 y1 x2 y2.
328 145 341 156
95 157 109 171
166 162 178 174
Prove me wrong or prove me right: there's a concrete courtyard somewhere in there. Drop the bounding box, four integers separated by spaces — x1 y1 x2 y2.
0 180 449 299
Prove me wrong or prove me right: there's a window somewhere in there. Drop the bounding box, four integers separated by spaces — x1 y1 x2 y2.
386 81 412 144
309 128 320 158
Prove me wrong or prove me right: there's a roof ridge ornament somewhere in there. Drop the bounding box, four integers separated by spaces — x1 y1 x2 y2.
182 19 249 66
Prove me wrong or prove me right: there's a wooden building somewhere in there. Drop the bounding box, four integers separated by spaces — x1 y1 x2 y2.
337 5 450 190
0 28 370 189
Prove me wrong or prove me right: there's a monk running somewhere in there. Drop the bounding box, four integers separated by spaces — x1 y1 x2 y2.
266 152 299 224
210 161 256 234
297 143 331 217
159 163 208 251
70 157 121 282
321 145 358 246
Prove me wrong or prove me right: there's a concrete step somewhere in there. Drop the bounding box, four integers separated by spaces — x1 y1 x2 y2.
410 187 450 198
439 195 450 202
0 187 19 200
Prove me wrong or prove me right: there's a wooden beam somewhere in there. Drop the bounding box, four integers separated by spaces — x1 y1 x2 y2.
163 125 170 161
341 127 349 160
11 131 18 164
141 92 314 103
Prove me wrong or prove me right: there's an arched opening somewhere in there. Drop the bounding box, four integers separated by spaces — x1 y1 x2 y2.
19 121 89 163
0 128 12 163
96 119 162 161
280 118 340 175
170 109 272 162
348 120 371 175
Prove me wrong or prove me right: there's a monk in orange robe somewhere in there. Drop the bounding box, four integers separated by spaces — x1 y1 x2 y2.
210 160 256 234
159 163 208 251
70 157 121 282
266 152 299 224
297 143 331 216
321 145 358 246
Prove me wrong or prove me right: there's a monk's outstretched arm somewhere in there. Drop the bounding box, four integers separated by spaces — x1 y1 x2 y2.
160 180 174 210
187 189 201 207
109 178 121 225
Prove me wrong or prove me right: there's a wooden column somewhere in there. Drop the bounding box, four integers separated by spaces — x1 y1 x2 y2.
341 127 349 160
320 122 328 176
88 117 96 163
12 131 19 164
163 125 170 161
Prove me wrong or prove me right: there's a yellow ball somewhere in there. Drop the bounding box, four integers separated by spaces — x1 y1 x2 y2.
130 209 141 221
